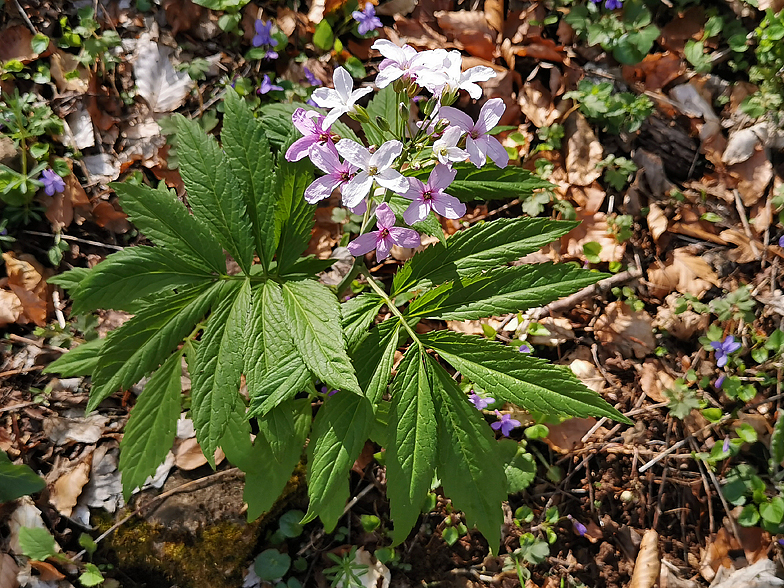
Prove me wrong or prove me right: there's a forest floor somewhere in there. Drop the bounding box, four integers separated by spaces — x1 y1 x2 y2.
1 0 784 587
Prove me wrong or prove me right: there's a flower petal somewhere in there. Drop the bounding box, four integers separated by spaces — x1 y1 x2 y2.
342 172 373 208
402 177 426 200
291 108 318 135
285 136 318 162
311 87 343 109
370 140 403 169
322 106 348 129
484 135 510 168
348 232 380 257
389 226 421 248
429 164 456 190
376 169 410 193
304 175 342 203
438 106 474 132
431 193 466 219
336 139 371 168
375 202 397 229
403 200 429 225
375 235 393 262
333 66 354 102
371 39 407 62
476 98 505 134
310 143 342 173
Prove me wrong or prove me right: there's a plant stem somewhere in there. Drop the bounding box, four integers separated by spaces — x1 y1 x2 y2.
363 272 420 344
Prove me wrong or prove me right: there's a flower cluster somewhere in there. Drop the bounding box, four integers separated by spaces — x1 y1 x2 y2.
286 41 511 262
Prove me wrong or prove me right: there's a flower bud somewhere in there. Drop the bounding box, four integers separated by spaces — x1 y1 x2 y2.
376 116 390 132
422 97 438 117
434 118 450 134
440 88 459 107
349 105 370 124
399 101 409 123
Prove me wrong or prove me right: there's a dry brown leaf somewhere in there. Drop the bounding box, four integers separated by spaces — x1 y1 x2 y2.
568 183 606 214
162 0 204 36
50 458 92 517
392 17 450 50
174 437 225 470
509 38 566 63
435 11 496 60
622 52 684 91
659 7 704 53
564 112 603 186
8 284 47 327
646 248 719 299
561 210 625 263
700 528 740 581
629 529 660 588
42 166 90 231
543 418 596 453
653 294 710 340
518 80 553 128
3 252 50 326
727 148 773 207
639 359 675 402
568 355 605 395
28 561 65 582
647 203 669 248
92 201 131 233
43 415 107 446
505 5 544 43
0 553 19 588
595 301 656 359
719 229 768 264
0 289 23 328
0 25 37 63
50 50 90 93
484 0 504 33
750 197 772 235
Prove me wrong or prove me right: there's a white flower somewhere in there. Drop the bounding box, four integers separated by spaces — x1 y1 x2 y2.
439 98 509 168
419 50 496 100
432 126 469 166
311 66 373 128
371 40 448 89
335 139 409 207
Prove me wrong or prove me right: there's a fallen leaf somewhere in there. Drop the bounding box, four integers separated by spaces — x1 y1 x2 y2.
544 417 596 453
0 289 23 328
622 52 684 91
653 293 710 341
28 561 65 582
350 548 391 588
647 203 669 248
647 248 719 299
564 112 603 186
594 301 656 359
639 359 675 402
722 123 769 166
710 557 781 588
174 437 225 471
484 0 504 33
8 498 48 555
518 79 554 128
65 101 96 151
0 25 37 63
162 0 204 36
0 553 19 588
49 50 90 93
78 445 124 513
43 415 108 446
3 252 51 326
435 11 496 60
82 153 121 183
659 7 705 53
92 201 131 234
727 148 773 207
719 229 768 264
629 529 660 588
561 210 625 263
134 29 196 113
50 458 92 517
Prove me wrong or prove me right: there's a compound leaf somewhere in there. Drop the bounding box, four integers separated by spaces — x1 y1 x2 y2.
119 350 183 500
87 282 222 413
341 293 384 352
430 357 506 551
386 345 437 544
409 164 553 202
274 147 314 273
191 279 252 467
393 217 579 295
175 114 255 273
408 264 605 320
421 331 629 422
282 279 361 395
47 266 91 293
352 319 401 405
71 247 215 314
222 89 276 269
111 181 226 274
303 391 373 529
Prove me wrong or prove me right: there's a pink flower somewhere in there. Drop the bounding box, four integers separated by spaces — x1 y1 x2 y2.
347 203 420 262
402 164 465 224
335 139 409 208
371 40 447 89
304 143 357 204
311 66 373 128
439 98 509 168
285 108 338 162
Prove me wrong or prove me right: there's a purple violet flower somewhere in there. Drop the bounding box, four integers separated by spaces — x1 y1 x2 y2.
469 392 495 410
286 108 338 162
401 164 465 225
711 335 741 368
304 143 357 204
304 66 322 87
439 98 509 169
253 20 278 48
605 0 623 8
41 169 65 196
491 410 521 437
722 436 731 453
258 74 283 95
518 344 532 353
779 235 784 247
567 515 587 537
352 2 382 35
715 375 726 389
347 203 420 262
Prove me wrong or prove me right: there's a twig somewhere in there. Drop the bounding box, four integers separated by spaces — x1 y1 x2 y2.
638 414 732 473
733 189 761 259
6 333 68 353
23 231 124 251
0 401 40 414
0 366 44 378
13 0 37 33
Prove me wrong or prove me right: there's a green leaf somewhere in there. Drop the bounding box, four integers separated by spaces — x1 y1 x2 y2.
282 279 361 395
191 279 252 467
385 345 437 544
31 33 49 54
684 39 712 73
313 20 334 50
174 114 255 273
47 266 91 293
255 549 292 581
43 338 104 377
393 217 579 295
341 293 384 351
280 255 337 278
760 497 784 525
498 439 536 494
222 89 277 270
18 527 58 561
79 563 104 587
303 392 373 529
244 399 311 520
352 320 401 404
119 350 183 500
275 143 315 273
71 247 216 314
408 264 606 320
87 282 222 413
409 164 553 202
429 356 506 551
364 85 398 145
739 504 760 527
771 409 784 471
111 181 226 274
247 356 312 419
0 451 45 502
420 331 630 422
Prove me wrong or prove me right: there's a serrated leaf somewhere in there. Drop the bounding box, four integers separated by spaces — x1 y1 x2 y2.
498 439 536 494
111 181 226 274
47 266 91 293
191 279 252 467
18 527 58 561
393 217 579 295
70 247 216 314
87 282 222 413
279 255 337 278
119 350 183 500
385 345 437 544
0 451 45 502
243 401 310 521
275 144 315 273
429 356 506 551
222 89 276 270
408 163 553 202
246 358 311 419
341 293 384 352
282 279 361 395
43 337 103 377
174 114 255 273
408 264 605 320
364 85 398 145
421 331 629 422
352 319 401 404
303 392 373 529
